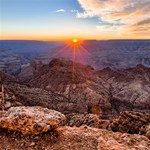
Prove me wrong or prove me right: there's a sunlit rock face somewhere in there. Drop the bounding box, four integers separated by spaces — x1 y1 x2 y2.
0 106 66 134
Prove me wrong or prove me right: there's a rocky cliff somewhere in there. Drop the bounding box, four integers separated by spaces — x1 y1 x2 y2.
29 58 150 119
1 58 150 119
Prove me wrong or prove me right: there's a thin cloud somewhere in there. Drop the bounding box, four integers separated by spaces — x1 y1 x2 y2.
54 9 66 13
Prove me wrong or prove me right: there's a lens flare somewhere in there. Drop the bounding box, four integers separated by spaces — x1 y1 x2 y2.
72 38 78 43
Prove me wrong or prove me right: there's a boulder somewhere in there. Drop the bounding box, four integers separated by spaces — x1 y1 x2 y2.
110 111 150 134
0 106 66 134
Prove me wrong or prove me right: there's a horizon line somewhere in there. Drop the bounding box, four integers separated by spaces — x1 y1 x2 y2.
0 39 150 42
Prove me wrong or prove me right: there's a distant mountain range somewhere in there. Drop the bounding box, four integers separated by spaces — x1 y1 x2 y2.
49 40 150 69
0 40 150 76
0 40 63 75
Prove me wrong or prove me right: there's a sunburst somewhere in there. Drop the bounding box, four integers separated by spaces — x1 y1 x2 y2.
51 38 91 80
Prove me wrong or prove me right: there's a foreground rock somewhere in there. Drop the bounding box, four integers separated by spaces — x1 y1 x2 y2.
66 113 100 128
66 113 110 129
51 126 150 150
1 126 150 150
110 111 150 136
0 106 66 134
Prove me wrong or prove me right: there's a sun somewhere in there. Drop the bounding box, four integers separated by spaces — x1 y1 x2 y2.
72 38 78 43
70 38 80 47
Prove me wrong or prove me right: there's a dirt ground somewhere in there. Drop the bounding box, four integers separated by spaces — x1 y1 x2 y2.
0 129 60 150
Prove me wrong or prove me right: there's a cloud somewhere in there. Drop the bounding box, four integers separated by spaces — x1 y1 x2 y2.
77 0 150 36
54 9 66 13
96 25 122 33
123 18 150 35
136 18 150 26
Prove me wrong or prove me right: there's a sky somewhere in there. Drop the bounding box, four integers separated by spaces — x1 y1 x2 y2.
0 0 150 41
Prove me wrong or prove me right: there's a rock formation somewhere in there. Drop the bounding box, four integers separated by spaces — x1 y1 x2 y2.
30 58 103 115
29 58 150 119
0 86 22 110
0 106 66 134
0 72 22 110
110 111 150 137
66 113 100 128
0 106 150 150
1 58 150 119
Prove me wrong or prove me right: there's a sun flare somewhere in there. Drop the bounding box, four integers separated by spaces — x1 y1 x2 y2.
72 38 78 43
70 38 81 47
